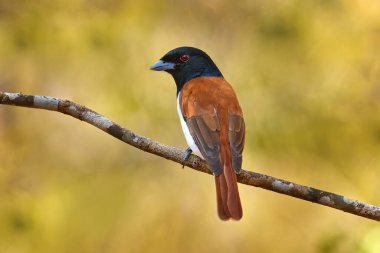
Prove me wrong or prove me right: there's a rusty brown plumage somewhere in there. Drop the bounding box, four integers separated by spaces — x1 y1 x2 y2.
180 77 245 220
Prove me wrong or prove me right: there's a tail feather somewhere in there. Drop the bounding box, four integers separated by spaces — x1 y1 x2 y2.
214 111 243 221
215 175 230 220
224 165 242 220
215 165 242 220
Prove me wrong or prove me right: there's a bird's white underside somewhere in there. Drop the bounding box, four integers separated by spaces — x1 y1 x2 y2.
177 92 204 158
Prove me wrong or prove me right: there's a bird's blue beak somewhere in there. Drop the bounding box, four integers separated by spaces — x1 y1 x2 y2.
150 60 175 71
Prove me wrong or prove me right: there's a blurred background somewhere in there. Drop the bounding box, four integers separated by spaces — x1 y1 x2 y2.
0 0 380 252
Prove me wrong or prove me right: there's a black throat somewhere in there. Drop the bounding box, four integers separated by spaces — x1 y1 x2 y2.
169 60 223 95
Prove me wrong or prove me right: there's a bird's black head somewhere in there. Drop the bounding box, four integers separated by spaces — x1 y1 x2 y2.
150 46 223 94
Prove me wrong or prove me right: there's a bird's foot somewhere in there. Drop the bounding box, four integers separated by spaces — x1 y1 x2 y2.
182 147 192 168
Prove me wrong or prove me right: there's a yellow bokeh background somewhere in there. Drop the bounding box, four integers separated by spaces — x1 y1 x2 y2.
0 1 379 252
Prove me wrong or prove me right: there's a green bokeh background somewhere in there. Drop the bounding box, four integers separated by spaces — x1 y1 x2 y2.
1 1 380 252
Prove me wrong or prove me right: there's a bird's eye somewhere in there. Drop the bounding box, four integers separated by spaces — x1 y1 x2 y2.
179 54 190 62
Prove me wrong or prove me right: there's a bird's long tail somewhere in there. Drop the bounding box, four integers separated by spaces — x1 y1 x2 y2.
215 163 242 220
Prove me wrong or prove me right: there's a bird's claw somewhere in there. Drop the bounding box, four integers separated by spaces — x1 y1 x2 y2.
182 147 192 168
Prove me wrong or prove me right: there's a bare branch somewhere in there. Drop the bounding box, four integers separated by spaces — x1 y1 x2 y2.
1 91 379 221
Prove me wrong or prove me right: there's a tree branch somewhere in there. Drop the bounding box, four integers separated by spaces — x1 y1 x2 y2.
1 91 379 222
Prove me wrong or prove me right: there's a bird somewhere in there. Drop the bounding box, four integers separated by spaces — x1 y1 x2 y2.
150 46 245 220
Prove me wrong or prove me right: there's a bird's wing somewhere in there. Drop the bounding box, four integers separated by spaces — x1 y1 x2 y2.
185 112 223 175
180 77 245 175
228 115 245 172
